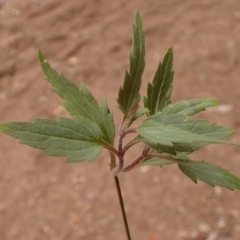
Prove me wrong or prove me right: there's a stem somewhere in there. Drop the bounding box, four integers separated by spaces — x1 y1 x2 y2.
115 118 126 174
122 146 150 172
122 154 145 172
121 128 136 138
114 175 132 240
104 144 119 156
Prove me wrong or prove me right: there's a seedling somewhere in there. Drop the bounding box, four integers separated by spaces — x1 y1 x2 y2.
1 11 240 240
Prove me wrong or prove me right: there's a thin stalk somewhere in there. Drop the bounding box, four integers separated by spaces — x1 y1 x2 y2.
114 175 132 240
122 146 150 172
115 118 126 174
121 154 145 172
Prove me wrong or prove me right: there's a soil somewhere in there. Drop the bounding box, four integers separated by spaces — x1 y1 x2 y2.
1 0 240 240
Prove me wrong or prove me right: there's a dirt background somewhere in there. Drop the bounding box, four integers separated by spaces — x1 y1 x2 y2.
1 0 240 240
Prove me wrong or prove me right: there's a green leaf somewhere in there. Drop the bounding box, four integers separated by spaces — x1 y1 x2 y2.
39 51 115 144
0 117 104 162
117 10 145 115
100 97 115 144
132 108 149 120
162 97 220 116
137 112 236 155
178 160 240 190
144 48 174 115
137 157 173 167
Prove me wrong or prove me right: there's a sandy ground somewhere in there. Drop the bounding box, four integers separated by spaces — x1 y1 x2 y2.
1 0 240 239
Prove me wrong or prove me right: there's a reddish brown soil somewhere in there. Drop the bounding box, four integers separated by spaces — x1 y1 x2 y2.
1 1 240 240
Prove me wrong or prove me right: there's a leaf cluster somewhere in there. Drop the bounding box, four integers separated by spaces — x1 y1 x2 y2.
0 11 240 190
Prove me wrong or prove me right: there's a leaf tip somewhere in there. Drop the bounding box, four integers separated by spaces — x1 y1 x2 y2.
38 50 45 62
134 10 143 30
135 10 141 20
38 50 49 65
167 47 174 58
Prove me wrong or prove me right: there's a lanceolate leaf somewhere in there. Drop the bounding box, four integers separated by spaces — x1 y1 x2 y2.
117 11 145 115
137 157 173 167
162 98 220 116
178 160 240 190
137 113 236 154
144 48 174 115
0 117 104 162
39 51 115 144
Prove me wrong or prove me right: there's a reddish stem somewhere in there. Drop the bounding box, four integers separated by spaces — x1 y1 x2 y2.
122 146 150 172
121 128 136 138
121 154 145 172
113 117 127 175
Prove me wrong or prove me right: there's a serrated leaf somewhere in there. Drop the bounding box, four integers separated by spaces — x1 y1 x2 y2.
137 157 173 167
0 117 104 162
178 160 240 190
137 112 236 154
149 113 234 140
117 11 145 115
162 98 220 116
100 97 115 144
144 48 174 115
39 51 115 144
128 108 149 126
